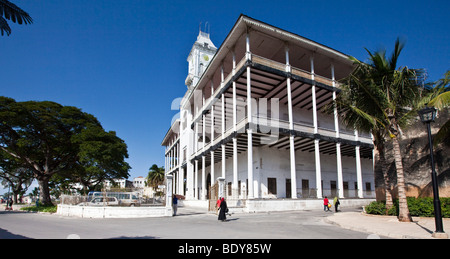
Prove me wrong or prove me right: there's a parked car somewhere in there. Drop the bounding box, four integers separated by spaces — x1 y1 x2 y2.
82 192 141 207
78 197 119 206
116 193 140 207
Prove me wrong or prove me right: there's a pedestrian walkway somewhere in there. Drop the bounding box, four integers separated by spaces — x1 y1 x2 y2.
326 211 449 239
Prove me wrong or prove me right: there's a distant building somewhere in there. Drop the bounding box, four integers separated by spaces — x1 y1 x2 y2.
104 178 132 190
133 176 146 189
162 15 375 211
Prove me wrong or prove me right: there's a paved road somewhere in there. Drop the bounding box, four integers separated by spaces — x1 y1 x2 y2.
0 207 382 239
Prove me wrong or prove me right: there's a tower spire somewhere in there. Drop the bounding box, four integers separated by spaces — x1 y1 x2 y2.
185 24 218 89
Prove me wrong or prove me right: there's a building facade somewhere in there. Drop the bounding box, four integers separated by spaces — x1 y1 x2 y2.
162 15 375 210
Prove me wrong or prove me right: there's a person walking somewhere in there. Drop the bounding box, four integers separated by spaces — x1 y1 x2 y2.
333 196 340 212
172 195 178 216
216 197 222 215
323 196 330 212
8 198 13 211
218 198 228 222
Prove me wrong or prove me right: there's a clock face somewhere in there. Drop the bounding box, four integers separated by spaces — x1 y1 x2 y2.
203 55 209 61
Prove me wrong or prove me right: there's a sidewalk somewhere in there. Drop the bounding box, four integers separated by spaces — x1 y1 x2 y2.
327 211 449 239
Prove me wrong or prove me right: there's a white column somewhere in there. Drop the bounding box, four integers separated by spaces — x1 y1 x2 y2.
246 32 254 199
177 168 184 195
170 148 173 171
195 121 199 153
201 155 206 200
174 142 177 167
246 30 251 61
286 45 297 199
311 56 322 198
221 92 226 179
167 146 170 171
211 82 215 144
315 139 322 198
210 81 215 186
221 151 226 178
221 147 225 179
218 177 225 200
355 130 363 198
210 151 215 186
331 64 339 137
194 160 198 200
233 137 238 198
232 50 239 199
203 90 206 151
311 56 318 134
332 64 344 198
177 142 182 195
202 114 206 149
336 143 344 198
171 145 174 170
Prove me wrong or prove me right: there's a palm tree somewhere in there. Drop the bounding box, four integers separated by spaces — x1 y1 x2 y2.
146 164 165 189
330 38 426 222
326 64 395 212
0 0 33 36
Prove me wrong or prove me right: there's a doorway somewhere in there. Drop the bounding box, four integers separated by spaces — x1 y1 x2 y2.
206 173 211 199
286 179 291 198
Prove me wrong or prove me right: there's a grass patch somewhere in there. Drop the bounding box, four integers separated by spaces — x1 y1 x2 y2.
20 204 57 213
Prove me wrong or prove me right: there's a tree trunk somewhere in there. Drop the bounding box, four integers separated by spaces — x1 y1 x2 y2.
378 146 393 213
392 137 412 222
37 176 53 206
374 131 393 213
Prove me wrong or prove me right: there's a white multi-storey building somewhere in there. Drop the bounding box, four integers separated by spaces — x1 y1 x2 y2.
162 15 375 211
133 176 146 189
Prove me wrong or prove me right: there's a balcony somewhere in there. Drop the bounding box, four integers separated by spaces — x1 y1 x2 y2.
192 114 373 162
190 54 340 129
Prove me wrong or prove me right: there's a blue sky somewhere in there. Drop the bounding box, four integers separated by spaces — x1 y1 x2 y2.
1 0 449 191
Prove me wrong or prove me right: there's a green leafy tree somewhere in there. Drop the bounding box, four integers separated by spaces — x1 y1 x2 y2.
0 97 130 205
60 126 131 194
0 0 32 36
0 154 34 203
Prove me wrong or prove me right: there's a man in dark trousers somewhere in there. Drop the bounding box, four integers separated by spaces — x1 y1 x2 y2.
172 195 178 216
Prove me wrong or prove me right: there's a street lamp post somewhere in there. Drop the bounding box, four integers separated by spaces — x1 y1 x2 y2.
418 106 447 238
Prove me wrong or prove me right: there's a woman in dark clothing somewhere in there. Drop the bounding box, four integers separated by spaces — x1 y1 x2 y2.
218 198 228 222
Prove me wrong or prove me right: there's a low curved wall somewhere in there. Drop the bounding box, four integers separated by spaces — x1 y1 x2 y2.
57 204 172 218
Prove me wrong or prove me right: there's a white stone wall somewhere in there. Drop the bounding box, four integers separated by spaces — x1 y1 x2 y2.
57 205 172 218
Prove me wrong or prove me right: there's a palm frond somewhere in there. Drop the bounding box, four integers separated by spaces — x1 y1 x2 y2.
427 71 450 109
0 16 10 35
347 105 379 127
428 91 450 110
0 0 33 24
389 38 405 71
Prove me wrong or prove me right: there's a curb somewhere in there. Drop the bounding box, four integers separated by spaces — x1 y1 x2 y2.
325 212 437 239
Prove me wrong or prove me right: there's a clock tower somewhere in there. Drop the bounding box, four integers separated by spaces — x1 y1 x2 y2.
185 28 217 89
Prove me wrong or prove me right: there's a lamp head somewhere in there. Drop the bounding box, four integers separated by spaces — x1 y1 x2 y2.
418 105 437 123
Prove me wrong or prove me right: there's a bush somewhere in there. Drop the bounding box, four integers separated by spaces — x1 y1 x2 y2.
366 197 450 218
365 201 386 215
441 198 450 218
407 197 434 217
